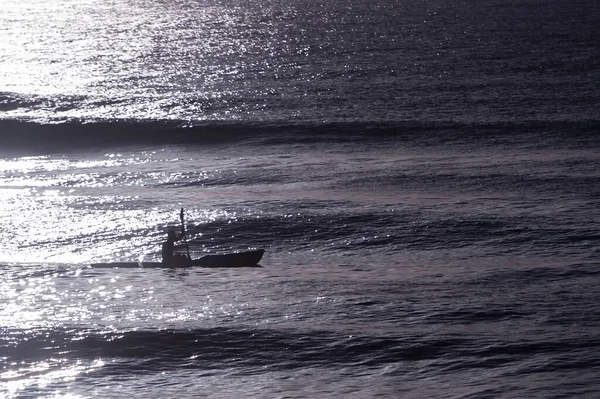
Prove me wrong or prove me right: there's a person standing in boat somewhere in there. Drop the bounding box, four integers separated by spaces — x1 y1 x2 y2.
161 208 191 267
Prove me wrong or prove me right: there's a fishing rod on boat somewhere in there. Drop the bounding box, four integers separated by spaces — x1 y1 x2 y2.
180 207 191 260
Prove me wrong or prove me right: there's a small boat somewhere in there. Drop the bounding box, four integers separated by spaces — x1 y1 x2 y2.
90 249 265 269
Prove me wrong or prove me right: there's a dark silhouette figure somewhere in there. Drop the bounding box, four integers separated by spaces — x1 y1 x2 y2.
161 228 190 267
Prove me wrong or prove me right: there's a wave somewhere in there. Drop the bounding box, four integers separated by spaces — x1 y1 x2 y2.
466 262 600 287
1 326 455 370
176 206 599 257
1 118 599 153
341 171 600 199
4 322 600 375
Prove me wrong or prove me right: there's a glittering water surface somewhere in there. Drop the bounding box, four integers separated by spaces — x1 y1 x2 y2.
1 0 598 122
2 126 600 398
1 0 600 397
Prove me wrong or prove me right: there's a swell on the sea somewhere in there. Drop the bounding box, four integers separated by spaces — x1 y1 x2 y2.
5 324 599 371
0 119 598 153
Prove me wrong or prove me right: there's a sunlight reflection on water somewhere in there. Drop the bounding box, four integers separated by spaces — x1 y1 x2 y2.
0 0 279 121
2 359 105 399
0 149 263 264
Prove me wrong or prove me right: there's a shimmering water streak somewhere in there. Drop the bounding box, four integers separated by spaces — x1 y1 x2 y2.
0 148 260 263
1 0 306 120
1 120 599 267
1 0 598 122
2 262 600 398
0 0 599 396
2 358 105 399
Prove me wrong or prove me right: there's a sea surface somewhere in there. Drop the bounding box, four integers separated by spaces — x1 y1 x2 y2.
1 0 599 398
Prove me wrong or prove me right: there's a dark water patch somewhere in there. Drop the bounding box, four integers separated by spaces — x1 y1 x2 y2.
5 325 599 377
1 119 599 155
184 208 409 252
182 207 598 256
340 170 600 199
429 308 532 324
472 339 600 360
1 327 469 372
465 263 600 287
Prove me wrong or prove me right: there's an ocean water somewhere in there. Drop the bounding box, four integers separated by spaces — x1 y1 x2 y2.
1 0 600 398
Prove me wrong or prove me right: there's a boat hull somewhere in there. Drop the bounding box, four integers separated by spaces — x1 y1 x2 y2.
90 249 265 268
